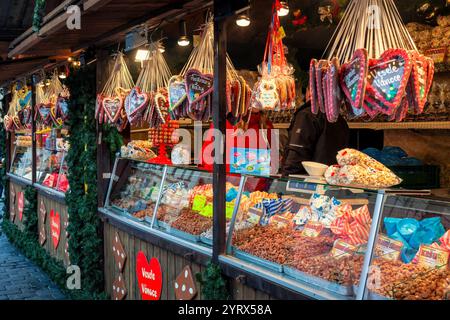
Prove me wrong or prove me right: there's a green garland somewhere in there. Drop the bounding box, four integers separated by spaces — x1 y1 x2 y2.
196 262 230 300
64 64 105 295
32 0 47 32
102 124 123 158
23 186 38 236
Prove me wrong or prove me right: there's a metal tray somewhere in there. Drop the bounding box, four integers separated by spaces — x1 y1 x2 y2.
233 248 283 273
283 266 354 296
123 212 145 223
200 236 213 246
352 285 393 300
156 221 201 243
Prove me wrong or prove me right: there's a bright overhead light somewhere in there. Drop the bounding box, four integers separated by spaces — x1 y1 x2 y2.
135 49 150 61
278 1 289 17
177 36 190 47
236 14 251 27
158 43 165 53
58 72 67 79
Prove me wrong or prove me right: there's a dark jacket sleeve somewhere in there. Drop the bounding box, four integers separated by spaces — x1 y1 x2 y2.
281 110 321 176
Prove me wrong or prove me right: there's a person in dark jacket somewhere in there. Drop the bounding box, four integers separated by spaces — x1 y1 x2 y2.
281 88 349 176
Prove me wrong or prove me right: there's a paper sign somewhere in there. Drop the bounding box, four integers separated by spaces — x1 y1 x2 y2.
330 239 358 258
199 203 213 218
270 215 291 228
226 202 235 219
302 221 324 237
424 47 447 64
230 148 271 177
192 195 207 212
376 234 403 261
417 244 449 269
246 207 263 225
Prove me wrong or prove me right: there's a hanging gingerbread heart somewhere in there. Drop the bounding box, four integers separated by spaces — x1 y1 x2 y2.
185 69 213 106
3 115 13 131
326 58 341 123
125 87 149 124
366 49 412 115
168 76 187 112
340 49 368 110
37 104 53 125
12 115 22 130
103 96 123 124
56 97 70 121
315 60 328 113
255 78 279 110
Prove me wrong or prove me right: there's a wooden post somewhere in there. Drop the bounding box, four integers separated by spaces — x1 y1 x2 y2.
212 3 228 263
31 76 37 184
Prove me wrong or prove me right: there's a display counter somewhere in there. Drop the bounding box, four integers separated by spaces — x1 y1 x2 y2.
99 157 450 300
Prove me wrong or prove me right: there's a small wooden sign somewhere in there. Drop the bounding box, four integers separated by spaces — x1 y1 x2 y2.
174 266 197 300
112 232 126 272
136 251 162 300
112 273 127 300
39 200 47 224
50 210 61 249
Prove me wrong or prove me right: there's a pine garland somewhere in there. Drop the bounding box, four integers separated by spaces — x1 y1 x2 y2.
32 0 47 32
102 124 123 158
196 262 230 300
23 186 38 236
65 64 105 295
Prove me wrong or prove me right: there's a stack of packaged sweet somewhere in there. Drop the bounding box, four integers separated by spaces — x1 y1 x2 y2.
120 140 156 161
15 135 32 147
325 148 402 189
231 191 450 299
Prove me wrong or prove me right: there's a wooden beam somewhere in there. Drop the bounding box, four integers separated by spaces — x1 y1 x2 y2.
83 0 114 11
212 2 228 263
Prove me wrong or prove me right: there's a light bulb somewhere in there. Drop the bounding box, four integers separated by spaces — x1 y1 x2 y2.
58 72 66 79
278 2 289 17
135 49 150 61
177 36 190 47
236 14 251 27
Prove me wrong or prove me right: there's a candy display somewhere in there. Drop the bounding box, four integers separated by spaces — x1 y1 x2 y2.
325 148 402 188
120 140 156 161
15 135 32 147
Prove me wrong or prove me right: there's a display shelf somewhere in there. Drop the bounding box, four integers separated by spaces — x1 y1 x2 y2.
347 121 450 130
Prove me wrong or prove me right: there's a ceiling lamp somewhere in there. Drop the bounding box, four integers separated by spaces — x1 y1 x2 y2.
58 66 67 79
178 20 190 47
278 1 289 17
236 13 251 27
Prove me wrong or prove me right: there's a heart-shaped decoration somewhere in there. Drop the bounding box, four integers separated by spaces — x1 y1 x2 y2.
174 266 197 300
168 76 187 111
112 273 127 300
366 49 412 115
136 251 162 300
315 60 328 113
326 57 341 123
3 115 13 131
340 49 368 110
407 51 428 114
309 59 320 114
37 104 53 124
17 191 24 222
12 115 22 130
50 209 61 249
125 88 149 122
185 69 213 106
112 232 127 272
57 97 69 121
154 92 168 125
103 96 123 124
255 78 279 110
18 90 32 109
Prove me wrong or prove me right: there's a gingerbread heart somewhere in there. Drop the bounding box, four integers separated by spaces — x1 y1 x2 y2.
103 96 123 124
37 104 53 124
57 97 70 121
12 115 22 130
125 87 149 122
366 49 412 115
185 69 213 106
340 49 368 110
168 76 187 112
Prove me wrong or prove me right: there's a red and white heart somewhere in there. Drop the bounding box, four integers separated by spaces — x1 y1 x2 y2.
50 210 61 249
136 251 162 300
125 87 149 120
168 76 187 111
366 48 412 115
102 96 123 124
185 69 213 106
17 192 24 222
340 48 368 110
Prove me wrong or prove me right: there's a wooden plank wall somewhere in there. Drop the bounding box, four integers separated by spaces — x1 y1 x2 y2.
104 222 273 300
37 193 70 267
9 181 26 232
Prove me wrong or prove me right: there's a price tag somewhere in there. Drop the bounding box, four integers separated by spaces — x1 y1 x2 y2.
301 221 324 237
226 202 235 219
376 234 403 261
330 239 358 258
246 207 263 225
417 244 449 269
199 203 213 218
192 195 207 212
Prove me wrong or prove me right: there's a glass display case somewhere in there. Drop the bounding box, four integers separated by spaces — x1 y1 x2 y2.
102 156 450 300
9 131 33 181
35 129 70 194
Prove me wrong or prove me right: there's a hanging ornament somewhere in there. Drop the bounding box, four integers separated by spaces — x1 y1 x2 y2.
292 9 308 26
318 5 333 24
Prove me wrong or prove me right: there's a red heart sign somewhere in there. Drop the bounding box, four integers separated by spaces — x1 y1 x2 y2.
340 48 368 110
17 192 24 222
366 49 412 115
185 69 213 106
50 210 61 249
136 251 162 300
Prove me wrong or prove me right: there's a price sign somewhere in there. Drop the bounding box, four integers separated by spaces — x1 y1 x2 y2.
376 234 403 261
226 202 235 219
301 221 324 237
191 195 207 212
199 203 213 218
417 244 449 269
330 239 358 258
